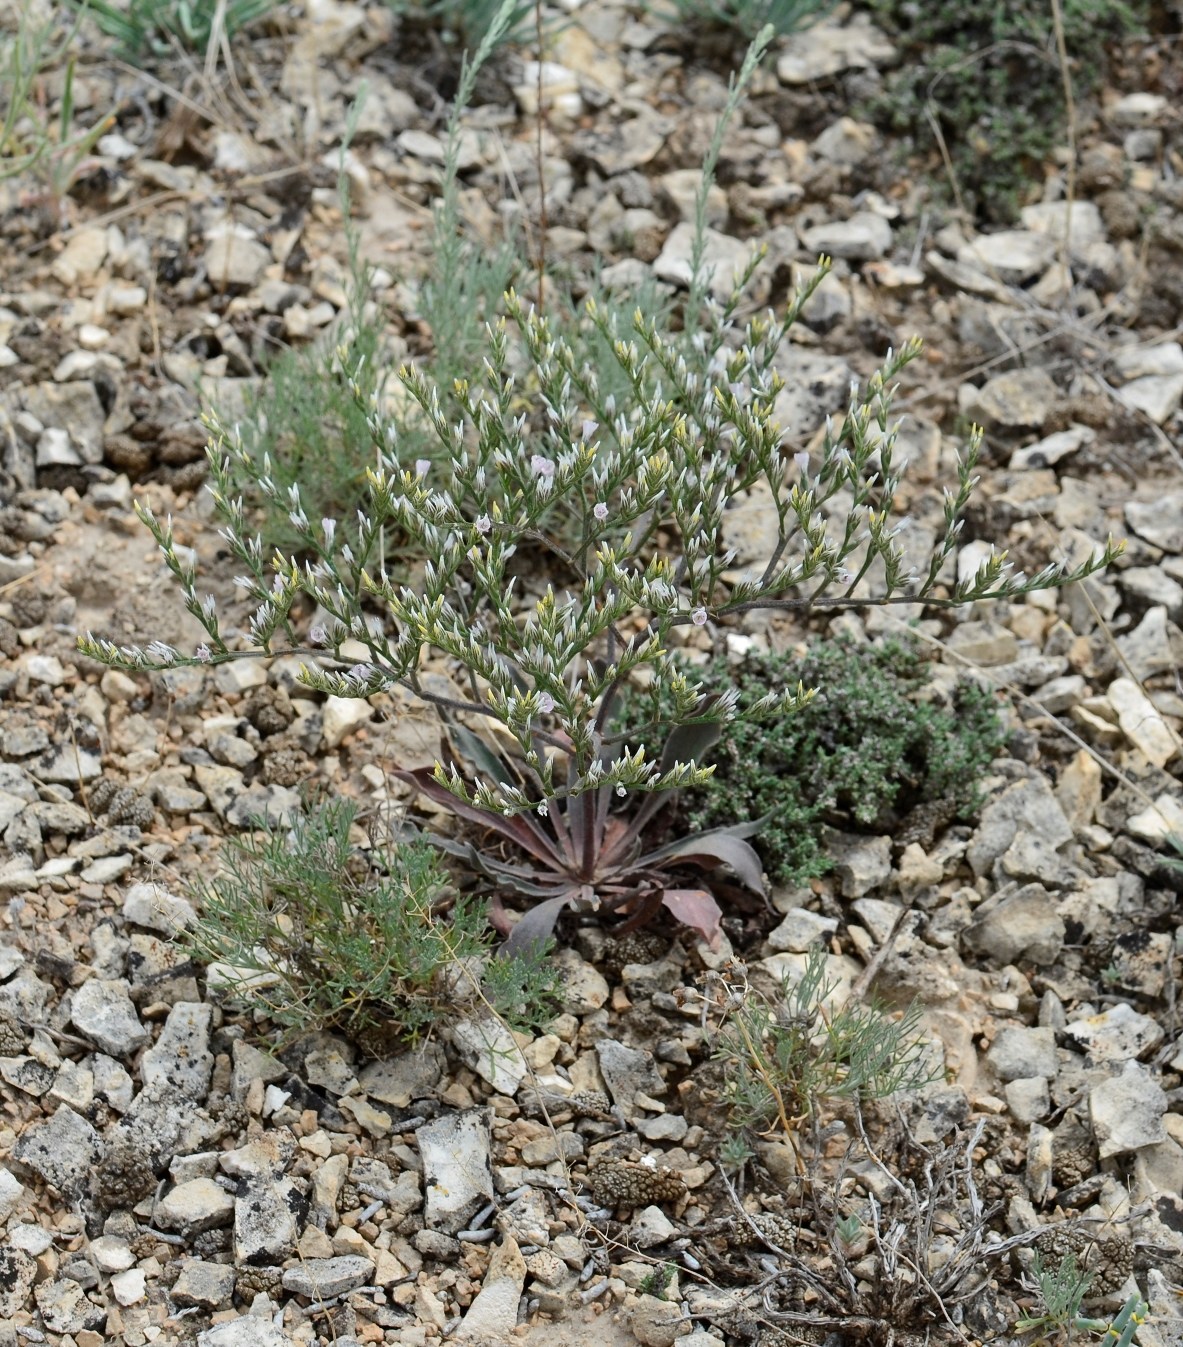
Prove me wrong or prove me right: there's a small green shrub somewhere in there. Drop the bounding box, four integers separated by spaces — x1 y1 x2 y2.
659 637 1005 886
1017 1254 1147 1347
709 944 939 1171
183 797 557 1049
1 8 112 198
72 0 277 59
858 0 1148 222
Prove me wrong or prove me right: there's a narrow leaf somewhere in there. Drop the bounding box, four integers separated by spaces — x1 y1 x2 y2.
642 830 766 893
661 888 723 948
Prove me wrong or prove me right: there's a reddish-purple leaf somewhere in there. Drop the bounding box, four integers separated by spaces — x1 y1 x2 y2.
392 766 563 868
642 830 766 893
661 888 723 948
502 894 575 956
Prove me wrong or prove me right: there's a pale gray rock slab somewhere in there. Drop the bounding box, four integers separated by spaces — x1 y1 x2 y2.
0 1167 24 1220
122 880 196 935
1107 676 1177 767
987 1026 1057 1081
1112 341 1183 379
962 883 1065 966
0 1246 36 1317
282 1255 374 1298
1005 1076 1050 1124
1126 493 1183 553
233 1174 301 1263
962 368 1058 431
628 1204 679 1249
771 349 855 440
231 1039 287 1100
33 744 102 783
155 1178 235 1235
799 211 892 261
1065 1002 1163 1064
453 1237 526 1344
967 776 1073 876
1009 425 1094 471
19 381 106 462
1089 1060 1167 1158
69 978 148 1057
775 13 896 84
652 221 753 301
141 1002 214 1099
34 1277 104 1334
1117 372 1183 424
956 231 1055 285
766 908 839 952
418 1109 494 1234
199 1321 298 1347
828 832 891 899
1117 566 1183 620
597 1037 665 1120
357 1042 445 1108
1117 605 1183 682
204 226 271 287
14 1104 102 1195
1020 200 1106 250
450 1017 526 1096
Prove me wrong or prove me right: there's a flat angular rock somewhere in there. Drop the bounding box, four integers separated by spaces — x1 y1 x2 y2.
454 1236 526 1344
652 222 752 301
828 832 891 898
1126 494 1183 553
957 231 1055 285
199 1322 298 1347
1108 677 1177 767
967 776 1073 876
34 1277 103 1333
1090 1061 1167 1158
234 1174 302 1263
1112 342 1183 380
70 978 148 1057
204 225 271 287
799 212 892 261
1066 1003 1163 1064
450 1017 526 1096
123 881 196 935
141 1002 213 1100
14 1104 102 1195
597 1037 665 1119
987 1026 1057 1081
0 1246 36 1316
418 1109 493 1234
962 883 1064 966
1117 373 1183 424
156 1178 235 1235
776 13 896 84
281 1254 374 1298
963 369 1058 432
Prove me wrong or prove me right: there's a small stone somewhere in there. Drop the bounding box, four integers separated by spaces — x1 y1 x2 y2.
204 225 272 287
629 1204 679 1249
1126 494 1183 553
199 1322 298 1347
418 1109 494 1234
1090 1061 1168 1158
35 1277 103 1333
89 1235 135 1272
987 1026 1057 1081
1110 92 1168 126
957 231 1055 285
1056 750 1102 830
454 1236 526 1344
450 1017 526 1095
767 908 838 952
652 222 752 302
321 695 374 749
1066 1003 1164 1064
1110 930 1173 998
14 1104 102 1195
946 620 1020 665
799 212 892 261
141 1001 214 1099
963 369 1058 432
775 13 896 84
111 1266 147 1304
827 832 891 898
597 1038 665 1120
1009 425 1094 471
123 880 196 934
1117 373 1183 424
1108 677 1177 767
156 1177 235 1235
172 1258 238 1309
1005 1076 1050 1124
0 1246 36 1316
234 1175 300 1262
70 978 148 1056
1112 342 1183 380
0 1167 25 1220
962 883 1064 966
629 1292 691 1347
282 1255 374 1298
1127 792 1183 843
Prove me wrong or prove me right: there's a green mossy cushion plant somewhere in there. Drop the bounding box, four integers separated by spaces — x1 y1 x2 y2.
666 637 1005 886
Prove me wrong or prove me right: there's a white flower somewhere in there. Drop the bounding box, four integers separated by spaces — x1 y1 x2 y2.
793 450 810 475
837 567 855 585
536 692 555 714
200 594 216 618
616 784 627 797
474 513 492 535
415 459 431 477
146 641 177 661
691 607 708 626
593 502 609 522
321 518 336 547
530 454 555 479
194 644 212 663
537 801 549 817
309 625 328 646
348 663 372 682
581 419 599 442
